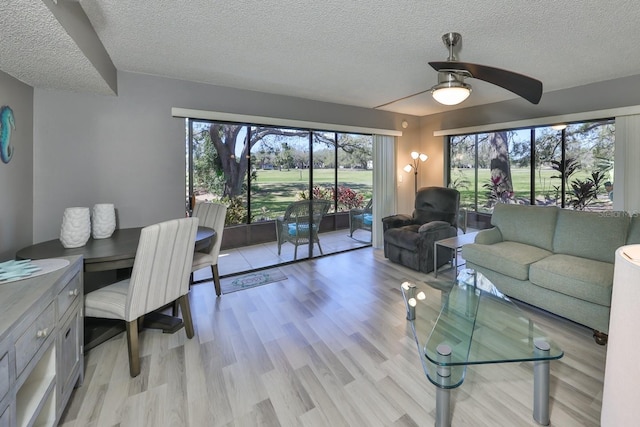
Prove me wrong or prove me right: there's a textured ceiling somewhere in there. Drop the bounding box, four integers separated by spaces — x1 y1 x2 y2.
0 0 115 95
2 1 640 116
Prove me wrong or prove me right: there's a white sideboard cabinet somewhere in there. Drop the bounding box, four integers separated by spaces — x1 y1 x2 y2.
0 256 83 427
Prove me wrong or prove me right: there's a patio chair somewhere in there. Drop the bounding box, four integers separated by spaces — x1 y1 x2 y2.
276 199 332 260
349 199 373 238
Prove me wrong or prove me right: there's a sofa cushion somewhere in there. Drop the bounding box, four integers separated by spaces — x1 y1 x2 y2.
462 241 552 281
490 204 558 251
529 254 613 306
287 222 316 236
553 210 628 263
627 214 640 244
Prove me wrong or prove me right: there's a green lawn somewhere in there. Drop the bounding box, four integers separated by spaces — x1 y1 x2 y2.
453 167 611 212
206 165 611 222
249 168 372 219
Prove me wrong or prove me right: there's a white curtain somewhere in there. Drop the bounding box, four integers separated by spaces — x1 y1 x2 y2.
613 115 640 213
372 135 396 248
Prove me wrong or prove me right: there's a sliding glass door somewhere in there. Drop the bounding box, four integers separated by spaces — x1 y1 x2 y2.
187 120 373 273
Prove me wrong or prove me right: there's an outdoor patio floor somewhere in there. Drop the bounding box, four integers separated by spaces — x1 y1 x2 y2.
193 228 373 281
192 226 477 282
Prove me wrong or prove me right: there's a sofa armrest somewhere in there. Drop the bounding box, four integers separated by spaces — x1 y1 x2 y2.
382 214 413 232
474 227 503 244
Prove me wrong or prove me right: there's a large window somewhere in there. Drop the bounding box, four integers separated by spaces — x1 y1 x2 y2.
187 120 373 248
448 119 614 218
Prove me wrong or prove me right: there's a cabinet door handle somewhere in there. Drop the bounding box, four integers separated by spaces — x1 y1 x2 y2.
36 328 49 338
69 289 79 297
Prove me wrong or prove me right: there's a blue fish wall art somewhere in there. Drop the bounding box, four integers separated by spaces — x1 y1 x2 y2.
1 105 15 164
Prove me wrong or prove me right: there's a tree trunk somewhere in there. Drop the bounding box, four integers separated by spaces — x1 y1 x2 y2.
208 124 248 198
489 131 513 202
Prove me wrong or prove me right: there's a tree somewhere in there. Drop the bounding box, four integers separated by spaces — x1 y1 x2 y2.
205 124 317 197
488 131 513 203
337 134 372 169
192 126 224 196
198 125 370 198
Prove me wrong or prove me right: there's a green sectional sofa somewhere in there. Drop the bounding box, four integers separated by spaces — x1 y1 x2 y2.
462 203 640 344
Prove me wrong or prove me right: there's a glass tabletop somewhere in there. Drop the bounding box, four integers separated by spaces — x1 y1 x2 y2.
406 269 563 389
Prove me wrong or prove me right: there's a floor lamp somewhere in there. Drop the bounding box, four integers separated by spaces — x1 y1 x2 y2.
403 152 428 194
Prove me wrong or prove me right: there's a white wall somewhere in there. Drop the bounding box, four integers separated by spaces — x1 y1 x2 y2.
33 71 415 242
0 70 33 260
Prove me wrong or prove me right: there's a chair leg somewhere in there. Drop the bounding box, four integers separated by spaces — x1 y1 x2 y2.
172 301 180 317
179 295 195 339
177 272 195 313
212 265 221 296
126 319 141 377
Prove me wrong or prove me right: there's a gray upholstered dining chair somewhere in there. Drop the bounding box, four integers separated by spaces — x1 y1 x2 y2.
191 201 227 296
84 217 199 377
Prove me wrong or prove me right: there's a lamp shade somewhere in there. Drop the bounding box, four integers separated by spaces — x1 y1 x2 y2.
432 85 472 105
601 245 640 426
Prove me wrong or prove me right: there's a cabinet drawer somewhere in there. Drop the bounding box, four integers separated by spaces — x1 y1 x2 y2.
0 351 8 401
57 272 81 320
15 302 55 376
58 304 81 401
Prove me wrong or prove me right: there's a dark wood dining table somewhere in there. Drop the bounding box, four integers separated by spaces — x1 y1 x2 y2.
16 226 216 272
16 226 216 350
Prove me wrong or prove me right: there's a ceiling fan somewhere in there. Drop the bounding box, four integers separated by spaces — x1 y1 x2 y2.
376 32 543 108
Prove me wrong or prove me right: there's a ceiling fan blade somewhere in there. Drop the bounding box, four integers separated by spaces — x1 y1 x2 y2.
429 61 543 104
374 88 431 109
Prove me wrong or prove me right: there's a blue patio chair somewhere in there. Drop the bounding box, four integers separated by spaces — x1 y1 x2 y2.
276 200 331 260
349 199 373 239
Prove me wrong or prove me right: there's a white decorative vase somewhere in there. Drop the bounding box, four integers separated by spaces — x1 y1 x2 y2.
91 203 116 239
60 207 91 248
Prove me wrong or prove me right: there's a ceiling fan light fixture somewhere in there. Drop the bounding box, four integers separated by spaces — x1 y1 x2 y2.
431 80 472 105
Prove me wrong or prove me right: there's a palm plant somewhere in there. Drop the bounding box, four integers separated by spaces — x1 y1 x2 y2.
567 171 606 210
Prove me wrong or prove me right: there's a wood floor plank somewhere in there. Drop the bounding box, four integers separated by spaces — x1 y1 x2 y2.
296 365 350 427
59 247 607 426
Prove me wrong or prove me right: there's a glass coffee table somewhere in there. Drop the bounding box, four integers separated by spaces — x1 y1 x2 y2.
402 269 563 427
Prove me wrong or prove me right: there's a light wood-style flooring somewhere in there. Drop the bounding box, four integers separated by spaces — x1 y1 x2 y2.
60 248 606 427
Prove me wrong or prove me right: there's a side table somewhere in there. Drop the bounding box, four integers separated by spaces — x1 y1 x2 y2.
433 231 478 278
